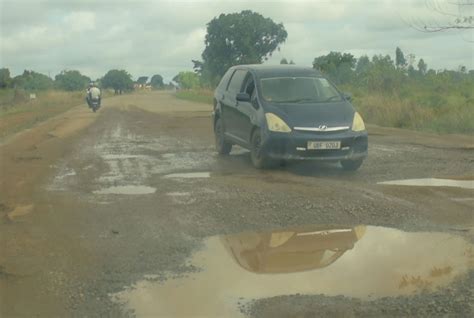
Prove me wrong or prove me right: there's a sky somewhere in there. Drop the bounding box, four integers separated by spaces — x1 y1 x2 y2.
1 0 473 82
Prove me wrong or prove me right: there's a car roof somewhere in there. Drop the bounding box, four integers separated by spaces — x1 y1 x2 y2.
231 64 323 78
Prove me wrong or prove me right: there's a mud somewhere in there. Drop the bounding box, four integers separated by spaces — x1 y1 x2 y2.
1 91 473 317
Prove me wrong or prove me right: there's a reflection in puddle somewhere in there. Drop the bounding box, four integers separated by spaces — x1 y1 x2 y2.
378 178 474 189
112 226 473 318
163 172 210 179
94 185 156 195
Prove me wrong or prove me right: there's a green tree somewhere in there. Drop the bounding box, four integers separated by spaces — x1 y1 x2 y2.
395 47 406 69
417 58 427 75
0 68 11 88
173 72 200 89
150 74 164 89
312 51 356 84
137 76 148 85
55 70 90 91
289 59 295 65
280 58 288 64
13 70 54 90
101 69 133 94
194 10 287 81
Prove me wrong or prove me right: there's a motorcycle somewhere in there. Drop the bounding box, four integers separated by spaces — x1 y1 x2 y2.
89 98 101 112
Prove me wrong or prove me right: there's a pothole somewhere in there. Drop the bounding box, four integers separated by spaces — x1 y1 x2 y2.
94 185 156 195
163 172 211 179
378 178 474 189
112 225 473 318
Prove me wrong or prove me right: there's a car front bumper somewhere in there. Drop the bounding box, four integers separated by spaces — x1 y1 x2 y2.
262 129 368 161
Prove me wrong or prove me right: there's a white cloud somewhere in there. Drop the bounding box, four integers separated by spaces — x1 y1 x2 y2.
1 0 472 82
64 11 96 32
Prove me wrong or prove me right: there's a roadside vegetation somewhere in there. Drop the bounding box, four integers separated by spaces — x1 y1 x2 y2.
172 10 473 135
0 89 85 138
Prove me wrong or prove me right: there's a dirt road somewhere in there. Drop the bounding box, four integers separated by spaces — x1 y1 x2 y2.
1 91 473 317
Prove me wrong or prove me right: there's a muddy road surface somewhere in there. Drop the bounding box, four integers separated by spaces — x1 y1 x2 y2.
1 91 473 317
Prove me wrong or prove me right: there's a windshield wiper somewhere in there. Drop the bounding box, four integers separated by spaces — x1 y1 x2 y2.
321 95 341 102
278 98 317 103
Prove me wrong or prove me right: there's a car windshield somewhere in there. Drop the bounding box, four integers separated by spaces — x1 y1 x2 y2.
260 77 343 103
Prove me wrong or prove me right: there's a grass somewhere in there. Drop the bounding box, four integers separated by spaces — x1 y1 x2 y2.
0 89 88 138
173 87 473 135
175 89 214 104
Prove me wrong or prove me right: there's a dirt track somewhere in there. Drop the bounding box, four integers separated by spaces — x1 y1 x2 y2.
0 91 473 317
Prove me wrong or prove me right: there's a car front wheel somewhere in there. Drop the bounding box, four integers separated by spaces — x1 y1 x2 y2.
341 159 364 171
215 118 232 155
250 129 276 169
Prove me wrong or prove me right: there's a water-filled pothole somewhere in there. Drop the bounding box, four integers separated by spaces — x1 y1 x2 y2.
112 225 473 317
94 185 156 195
378 178 474 189
163 172 210 179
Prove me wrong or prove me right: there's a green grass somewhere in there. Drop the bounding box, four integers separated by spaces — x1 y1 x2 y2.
173 87 473 135
0 89 90 138
175 89 214 104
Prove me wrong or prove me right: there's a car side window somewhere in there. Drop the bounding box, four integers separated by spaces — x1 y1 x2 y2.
243 74 255 97
217 70 233 91
227 70 247 94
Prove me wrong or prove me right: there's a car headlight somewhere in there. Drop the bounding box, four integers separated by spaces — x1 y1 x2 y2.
352 112 366 131
265 113 291 133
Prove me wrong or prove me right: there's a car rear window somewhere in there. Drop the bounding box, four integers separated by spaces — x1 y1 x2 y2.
260 77 343 103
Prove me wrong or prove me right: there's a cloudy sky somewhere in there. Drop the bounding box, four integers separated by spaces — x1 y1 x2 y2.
1 0 473 82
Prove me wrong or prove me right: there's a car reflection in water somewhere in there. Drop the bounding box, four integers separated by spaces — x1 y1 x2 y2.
222 225 366 274
112 225 472 318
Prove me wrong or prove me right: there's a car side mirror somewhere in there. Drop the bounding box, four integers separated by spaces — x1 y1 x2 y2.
343 92 352 102
236 92 251 102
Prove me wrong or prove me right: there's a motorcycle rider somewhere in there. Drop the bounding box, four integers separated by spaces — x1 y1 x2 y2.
86 82 101 108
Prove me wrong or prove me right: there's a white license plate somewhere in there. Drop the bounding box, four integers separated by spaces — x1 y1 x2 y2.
307 141 341 150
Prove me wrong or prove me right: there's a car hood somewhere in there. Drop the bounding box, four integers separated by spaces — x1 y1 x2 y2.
266 101 354 128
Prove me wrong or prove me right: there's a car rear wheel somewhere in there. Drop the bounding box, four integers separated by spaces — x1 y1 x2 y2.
341 159 363 171
215 118 232 155
250 129 276 169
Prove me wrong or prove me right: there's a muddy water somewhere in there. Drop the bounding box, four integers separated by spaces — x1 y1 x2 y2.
112 225 473 318
163 172 211 179
379 178 474 189
93 185 156 195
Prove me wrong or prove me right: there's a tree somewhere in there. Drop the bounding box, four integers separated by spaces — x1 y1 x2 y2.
55 70 90 91
101 69 133 94
417 58 428 75
13 70 54 90
355 55 371 76
137 76 148 85
411 0 474 32
194 10 287 81
395 47 406 69
173 72 200 89
280 58 288 64
150 74 164 89
312 51 356 84
289 60 295 65
0 68 11 88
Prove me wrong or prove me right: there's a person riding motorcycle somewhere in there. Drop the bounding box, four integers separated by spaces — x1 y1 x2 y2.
86 82 101 108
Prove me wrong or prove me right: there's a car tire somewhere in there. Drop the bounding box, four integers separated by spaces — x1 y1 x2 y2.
341 159 363 171
215 118 232 155
250 129 276 169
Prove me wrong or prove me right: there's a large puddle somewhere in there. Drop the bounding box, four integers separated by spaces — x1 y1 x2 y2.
112 225 474 318
94 185 156 195
379 178 474 189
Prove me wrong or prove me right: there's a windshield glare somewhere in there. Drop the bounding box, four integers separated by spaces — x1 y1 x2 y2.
260 77 343 103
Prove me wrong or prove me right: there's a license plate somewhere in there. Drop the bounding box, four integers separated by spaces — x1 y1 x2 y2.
307 141 341 150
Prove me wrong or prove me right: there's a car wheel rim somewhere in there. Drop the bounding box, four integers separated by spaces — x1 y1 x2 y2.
253 134 262 160
216 122 223 148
